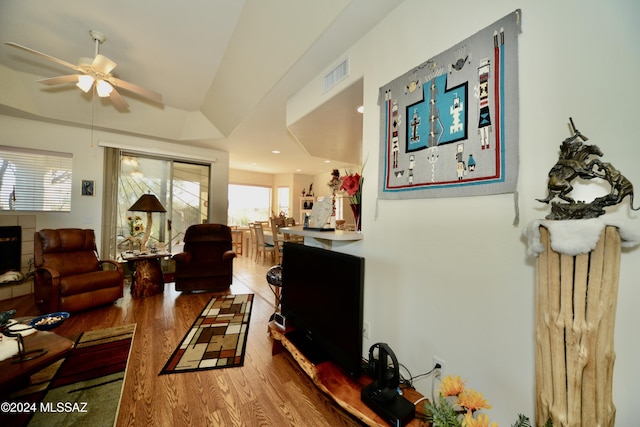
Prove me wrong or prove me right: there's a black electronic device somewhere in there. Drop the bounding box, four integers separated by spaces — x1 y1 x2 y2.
364 343 400 393
361 343 415 427
280 242 365 377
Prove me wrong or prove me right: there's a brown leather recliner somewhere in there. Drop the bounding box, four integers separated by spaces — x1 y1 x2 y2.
34 228 124 313
172 224 236 292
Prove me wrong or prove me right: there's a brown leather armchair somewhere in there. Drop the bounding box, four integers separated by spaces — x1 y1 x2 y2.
34 228 124 313
172 224 236 292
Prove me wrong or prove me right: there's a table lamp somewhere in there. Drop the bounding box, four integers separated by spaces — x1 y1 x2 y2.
128 192 166 252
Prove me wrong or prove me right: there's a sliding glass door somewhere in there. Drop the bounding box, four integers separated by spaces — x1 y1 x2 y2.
116 152 209 258
170 161 210 252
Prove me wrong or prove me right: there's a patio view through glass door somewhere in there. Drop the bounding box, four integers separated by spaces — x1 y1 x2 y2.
117 153 210 259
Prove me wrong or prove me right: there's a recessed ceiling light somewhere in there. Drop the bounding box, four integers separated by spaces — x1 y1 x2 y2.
272 150 280 154
357 105 364 113
324 160 331 163
251 162 258 166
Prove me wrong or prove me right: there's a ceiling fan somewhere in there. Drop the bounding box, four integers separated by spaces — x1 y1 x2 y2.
5 30 162 110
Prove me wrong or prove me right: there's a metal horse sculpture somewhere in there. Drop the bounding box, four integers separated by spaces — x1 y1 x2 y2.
537 118 639 219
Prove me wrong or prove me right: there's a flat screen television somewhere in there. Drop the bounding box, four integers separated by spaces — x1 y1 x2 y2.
281 242 365 377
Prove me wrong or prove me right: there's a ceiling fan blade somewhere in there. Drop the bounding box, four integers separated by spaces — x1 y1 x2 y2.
5 42 81 72
37 74 80 85
108 87 130 110
109 77 163 103
92 54 117 75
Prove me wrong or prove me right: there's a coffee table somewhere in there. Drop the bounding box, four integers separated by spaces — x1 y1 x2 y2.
0 329 74 392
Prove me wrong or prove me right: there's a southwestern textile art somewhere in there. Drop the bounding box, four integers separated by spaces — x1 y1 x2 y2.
160 294 253 374
378 10 521 199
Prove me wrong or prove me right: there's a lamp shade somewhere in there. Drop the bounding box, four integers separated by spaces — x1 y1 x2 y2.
128 193 166 213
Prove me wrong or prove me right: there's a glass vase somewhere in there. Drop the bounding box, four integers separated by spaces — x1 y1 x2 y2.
350 203 361 232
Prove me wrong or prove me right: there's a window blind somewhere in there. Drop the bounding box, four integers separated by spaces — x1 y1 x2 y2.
0 145 73 212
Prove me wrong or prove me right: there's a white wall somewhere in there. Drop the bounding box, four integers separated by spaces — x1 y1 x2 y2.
292 0 640 424
229 169 274 187
0 114 230 250
0 115 105 236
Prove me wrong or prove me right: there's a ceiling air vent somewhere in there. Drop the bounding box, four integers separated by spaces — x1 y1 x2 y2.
323 58 349 92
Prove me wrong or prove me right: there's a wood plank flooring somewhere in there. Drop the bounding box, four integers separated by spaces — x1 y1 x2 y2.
0 255 363 426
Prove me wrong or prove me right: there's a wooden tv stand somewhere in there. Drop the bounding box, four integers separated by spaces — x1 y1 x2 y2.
269 323 430 426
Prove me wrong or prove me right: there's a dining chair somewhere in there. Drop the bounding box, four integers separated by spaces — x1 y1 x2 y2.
254 222 275 264
282 217 304 244
270 220 284 265
248 223 257 259
230 225 243 255
271 216 285 229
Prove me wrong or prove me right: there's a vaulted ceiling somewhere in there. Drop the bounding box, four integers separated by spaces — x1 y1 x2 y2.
0 0 402 174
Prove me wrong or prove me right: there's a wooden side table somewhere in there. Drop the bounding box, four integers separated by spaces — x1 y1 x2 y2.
0 330 74 392
268 323 430 426
122 252 171 298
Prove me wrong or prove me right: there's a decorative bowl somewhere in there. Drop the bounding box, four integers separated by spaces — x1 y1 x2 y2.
29 312 70 331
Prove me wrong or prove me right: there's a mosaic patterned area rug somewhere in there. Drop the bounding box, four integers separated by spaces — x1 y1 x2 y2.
1 324 136 427
160 294 253 374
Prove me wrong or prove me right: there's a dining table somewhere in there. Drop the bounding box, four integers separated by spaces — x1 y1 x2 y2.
264 227 304 247
263 229 275 246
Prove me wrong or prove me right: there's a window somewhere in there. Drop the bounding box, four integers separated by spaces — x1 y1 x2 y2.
227 184 271 226
0 146 72 212
277 186 290 216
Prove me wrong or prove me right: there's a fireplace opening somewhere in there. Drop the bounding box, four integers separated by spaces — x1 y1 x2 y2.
0 226 24 284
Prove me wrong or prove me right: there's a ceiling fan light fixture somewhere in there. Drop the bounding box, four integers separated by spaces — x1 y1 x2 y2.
96 79 113 97
76 75 94 93
6 30 162 110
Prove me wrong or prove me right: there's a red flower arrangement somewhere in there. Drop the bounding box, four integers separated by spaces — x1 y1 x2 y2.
340 169 363 231
340 172 362 205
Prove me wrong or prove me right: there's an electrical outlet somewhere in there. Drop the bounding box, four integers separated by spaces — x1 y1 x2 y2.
362 321 370 338
433 356 446 379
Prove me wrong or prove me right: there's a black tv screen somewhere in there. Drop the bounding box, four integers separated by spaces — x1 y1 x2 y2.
281 242 364 377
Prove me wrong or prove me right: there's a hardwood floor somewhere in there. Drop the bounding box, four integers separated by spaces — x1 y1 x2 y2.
0 254 363 426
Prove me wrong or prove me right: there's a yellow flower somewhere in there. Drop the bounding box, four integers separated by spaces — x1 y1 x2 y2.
462 411 498 427
457 389 492 412
128 215 145 236
440 375 466 397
